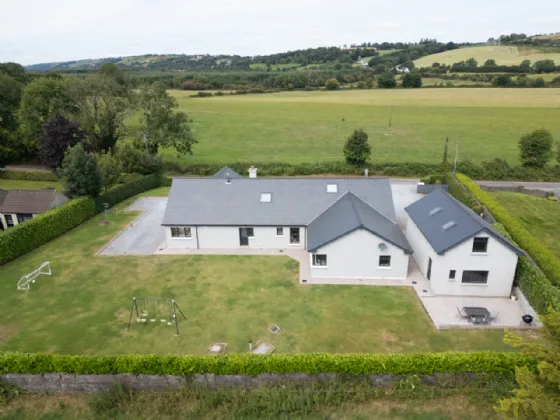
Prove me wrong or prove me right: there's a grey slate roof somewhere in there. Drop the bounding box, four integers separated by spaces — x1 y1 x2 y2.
405 189 523 256
212 166 243 179
162 177 397 227
307 192 412 253
0 189 68 214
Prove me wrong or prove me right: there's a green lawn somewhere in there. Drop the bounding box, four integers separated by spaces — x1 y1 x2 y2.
0 190 518 355
149 88 560 166
492 192 560 258
0 179 62 191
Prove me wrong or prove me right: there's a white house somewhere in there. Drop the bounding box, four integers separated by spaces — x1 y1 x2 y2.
394 65 410 73
0 188 68 231
161 167 412 280
404 189 523 297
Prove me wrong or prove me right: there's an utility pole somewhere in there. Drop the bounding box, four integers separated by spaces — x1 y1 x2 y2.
453 137 460 174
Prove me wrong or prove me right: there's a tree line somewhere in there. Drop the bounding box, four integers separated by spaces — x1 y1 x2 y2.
0 62 197 197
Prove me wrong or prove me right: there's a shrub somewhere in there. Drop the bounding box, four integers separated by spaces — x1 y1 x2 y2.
377 71 396 88
343 129 371 165
446 173 482 214
493 74 512 87
0 197 96 265
325 78 340 90
193 91 213 98
0 170 57 182
402 73 422 88
481 158 510 180
60 144 102 198
456 173 560 286
519 129 554 168
0 352 534 375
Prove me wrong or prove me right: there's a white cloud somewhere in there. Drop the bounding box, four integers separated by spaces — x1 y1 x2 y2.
0 0 559 65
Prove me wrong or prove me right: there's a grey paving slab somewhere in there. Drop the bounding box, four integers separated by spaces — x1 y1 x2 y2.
99 198 167 255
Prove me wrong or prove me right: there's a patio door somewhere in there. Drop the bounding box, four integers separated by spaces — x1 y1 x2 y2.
427 257 432 281
239 228 249 246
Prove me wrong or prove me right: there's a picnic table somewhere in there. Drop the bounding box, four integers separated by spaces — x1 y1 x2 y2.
463 307 491 324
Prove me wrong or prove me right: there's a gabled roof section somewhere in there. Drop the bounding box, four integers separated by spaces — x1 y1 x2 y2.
405 189 523 256
162 177 396 227
0 189 68 214
307 192 412 253
212 166 243 179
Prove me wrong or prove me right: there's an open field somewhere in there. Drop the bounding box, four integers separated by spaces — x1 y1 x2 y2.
492 192 560 258
156 89 560 165
414 45 560 67
0 179 62 191
0 190 521 355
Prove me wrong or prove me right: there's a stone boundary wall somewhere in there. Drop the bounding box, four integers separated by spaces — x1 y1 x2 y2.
0 372 479 393
480 184 556 199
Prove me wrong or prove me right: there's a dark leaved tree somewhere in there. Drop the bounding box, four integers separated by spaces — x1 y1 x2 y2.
377 71 396 88
518 129 554 168
343 129 371 165
402 73 422 88
60 143 102 198
533 59 555 74
484 59 497 67
39 115 86 169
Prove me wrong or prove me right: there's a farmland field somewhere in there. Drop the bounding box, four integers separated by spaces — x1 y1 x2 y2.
414 45 560 67
0 190 520 355
157 88 560 166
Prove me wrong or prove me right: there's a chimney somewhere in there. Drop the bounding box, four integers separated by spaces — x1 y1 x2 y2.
364 168 369 177
248 166 258 178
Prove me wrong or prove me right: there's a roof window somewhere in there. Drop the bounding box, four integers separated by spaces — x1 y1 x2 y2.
260 193 272 203
326 184 338 193
442 221 457 231
429 207 442 217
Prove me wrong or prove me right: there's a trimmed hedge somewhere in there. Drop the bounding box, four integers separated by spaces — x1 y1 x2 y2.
94 174 162 212
0 170 58 182
492 223 560 313
457 173 560 287
0 197 96 266
0 352 534 375
446 173 483 214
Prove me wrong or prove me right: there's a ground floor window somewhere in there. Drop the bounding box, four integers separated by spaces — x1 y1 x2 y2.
449 270 456 279
5 214 14 228
378 255 391 267
462 270 488 284
276 227 283 236
312 254 327 266
17 213 33 223
290 227 300 244
171 227 192 238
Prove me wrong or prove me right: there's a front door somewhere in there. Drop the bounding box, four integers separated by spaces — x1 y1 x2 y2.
239 228 249 246
427 257 432 281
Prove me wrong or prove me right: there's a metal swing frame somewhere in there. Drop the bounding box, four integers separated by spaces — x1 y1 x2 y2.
127 297 187 335
17 261 51 290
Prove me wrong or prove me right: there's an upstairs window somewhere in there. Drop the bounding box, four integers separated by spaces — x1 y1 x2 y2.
472 237 488 253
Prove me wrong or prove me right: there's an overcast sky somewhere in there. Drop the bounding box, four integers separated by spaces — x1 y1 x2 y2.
1 0 559 65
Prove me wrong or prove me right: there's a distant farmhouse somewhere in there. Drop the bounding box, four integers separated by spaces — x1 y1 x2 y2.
0 189 68 230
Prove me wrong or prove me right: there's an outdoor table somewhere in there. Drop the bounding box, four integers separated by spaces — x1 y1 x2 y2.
463 307 491 324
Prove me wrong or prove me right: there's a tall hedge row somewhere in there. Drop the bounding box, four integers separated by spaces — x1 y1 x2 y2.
492 223 560 314
0 352 534 375
0 197 96 265
94 174 162 212
446 173 483 213
0 175 163 266
456 173 560 287
0 170 58 182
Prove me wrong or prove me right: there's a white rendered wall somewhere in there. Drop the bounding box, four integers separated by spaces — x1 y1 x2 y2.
405 214 518 297
165 227 199 249
310 228 409 279
192 226 306 249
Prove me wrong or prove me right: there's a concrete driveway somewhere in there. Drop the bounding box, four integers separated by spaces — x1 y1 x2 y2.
390 179 422 228
99 198 167 255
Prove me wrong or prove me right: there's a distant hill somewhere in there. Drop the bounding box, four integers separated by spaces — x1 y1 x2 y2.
414 46 560 67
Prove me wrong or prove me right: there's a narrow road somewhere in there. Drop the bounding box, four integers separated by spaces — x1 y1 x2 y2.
476 180 560 197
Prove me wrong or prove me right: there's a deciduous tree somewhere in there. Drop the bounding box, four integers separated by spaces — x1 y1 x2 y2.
377 71 396 88
484 59 497 67
96 152 122 192
60 143 102 198
343 129 371 165
465 57 478 67
518 129 554 168
402 73 422 88
138 82 196 155
325 78 340 90
533 59 555 73
39 115 86 169
0 72 22 132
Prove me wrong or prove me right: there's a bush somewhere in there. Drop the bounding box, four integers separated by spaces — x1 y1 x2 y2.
325 78 340 90
456 173 560 286
193 91 213 98
0 197 96 265
377 71 396 88
402 73 422 88
94 174 162 212
0 352 534 375
519 129 554 168
481 158 510 180
343 129 371 165
0 170 57 182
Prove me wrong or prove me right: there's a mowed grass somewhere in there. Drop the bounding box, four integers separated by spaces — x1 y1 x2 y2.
159 89 560 165
492 192 560 258
414 45 560 67
0 191 517 355
0 179 62 191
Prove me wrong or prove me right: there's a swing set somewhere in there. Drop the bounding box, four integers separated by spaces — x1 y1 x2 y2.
127 297 187 335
